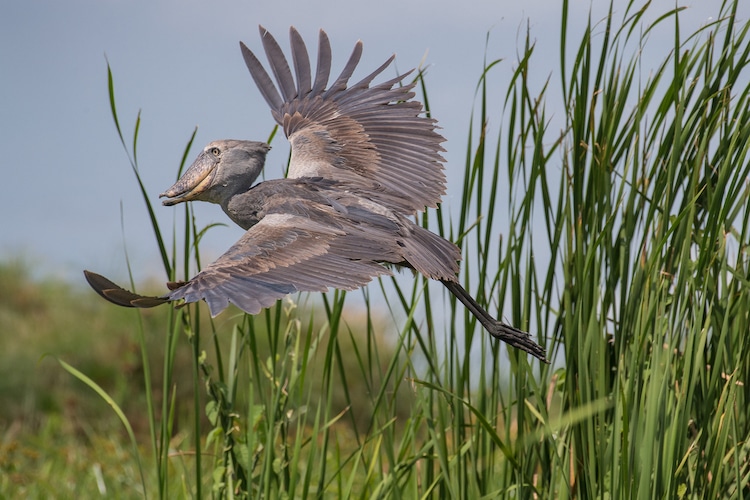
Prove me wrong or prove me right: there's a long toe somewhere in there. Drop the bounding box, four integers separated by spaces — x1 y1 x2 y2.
489 322 549 363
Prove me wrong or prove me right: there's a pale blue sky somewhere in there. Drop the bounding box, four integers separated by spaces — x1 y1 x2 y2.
0 1 742 283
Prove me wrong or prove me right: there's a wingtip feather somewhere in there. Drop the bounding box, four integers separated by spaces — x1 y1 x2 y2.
83 270 169 309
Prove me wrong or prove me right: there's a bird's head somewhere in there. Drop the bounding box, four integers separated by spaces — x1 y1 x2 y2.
160 140 271 207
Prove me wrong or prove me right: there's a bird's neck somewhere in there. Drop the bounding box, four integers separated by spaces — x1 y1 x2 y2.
221 187 261 231
213 180 253 210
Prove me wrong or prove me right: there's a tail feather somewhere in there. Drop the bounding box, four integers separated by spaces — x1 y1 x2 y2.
401 224 461 280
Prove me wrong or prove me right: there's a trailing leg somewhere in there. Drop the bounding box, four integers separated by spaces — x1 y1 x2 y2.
440 279 548 363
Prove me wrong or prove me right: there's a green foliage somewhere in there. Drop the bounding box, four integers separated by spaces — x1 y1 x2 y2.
505 0 750 496
5 0 750 497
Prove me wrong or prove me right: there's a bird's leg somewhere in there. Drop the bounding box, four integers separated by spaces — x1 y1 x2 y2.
439 279 548 363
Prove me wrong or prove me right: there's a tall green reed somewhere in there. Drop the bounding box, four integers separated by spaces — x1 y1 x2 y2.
486 0 750 496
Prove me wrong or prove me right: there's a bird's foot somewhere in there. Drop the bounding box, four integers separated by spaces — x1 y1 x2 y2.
487 321 549 363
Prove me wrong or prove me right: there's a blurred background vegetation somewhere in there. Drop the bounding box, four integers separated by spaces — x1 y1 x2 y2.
0 261 407 494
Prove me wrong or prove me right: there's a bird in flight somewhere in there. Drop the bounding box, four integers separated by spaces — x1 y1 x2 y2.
85 26 547 362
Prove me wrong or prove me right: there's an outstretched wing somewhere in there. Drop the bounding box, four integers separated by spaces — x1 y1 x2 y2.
240 26 446 214
85 212 398 317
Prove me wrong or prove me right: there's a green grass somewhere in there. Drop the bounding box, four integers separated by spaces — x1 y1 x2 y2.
0 262 403 496
5 0 750 497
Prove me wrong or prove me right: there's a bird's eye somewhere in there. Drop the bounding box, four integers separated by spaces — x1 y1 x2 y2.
210 147 221 157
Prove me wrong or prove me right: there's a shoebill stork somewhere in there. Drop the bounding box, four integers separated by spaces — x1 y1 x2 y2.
85 27 548 362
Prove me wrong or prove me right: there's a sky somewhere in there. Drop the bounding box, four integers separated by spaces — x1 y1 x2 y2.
1 0 746 285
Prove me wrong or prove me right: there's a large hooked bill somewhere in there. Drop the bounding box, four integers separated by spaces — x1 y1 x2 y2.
159 150 217 206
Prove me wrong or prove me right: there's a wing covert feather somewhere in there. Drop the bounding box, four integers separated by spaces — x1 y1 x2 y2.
166 211 397 316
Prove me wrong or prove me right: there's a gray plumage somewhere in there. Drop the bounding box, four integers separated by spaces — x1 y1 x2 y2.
85 27 547 362
242 26 447 214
